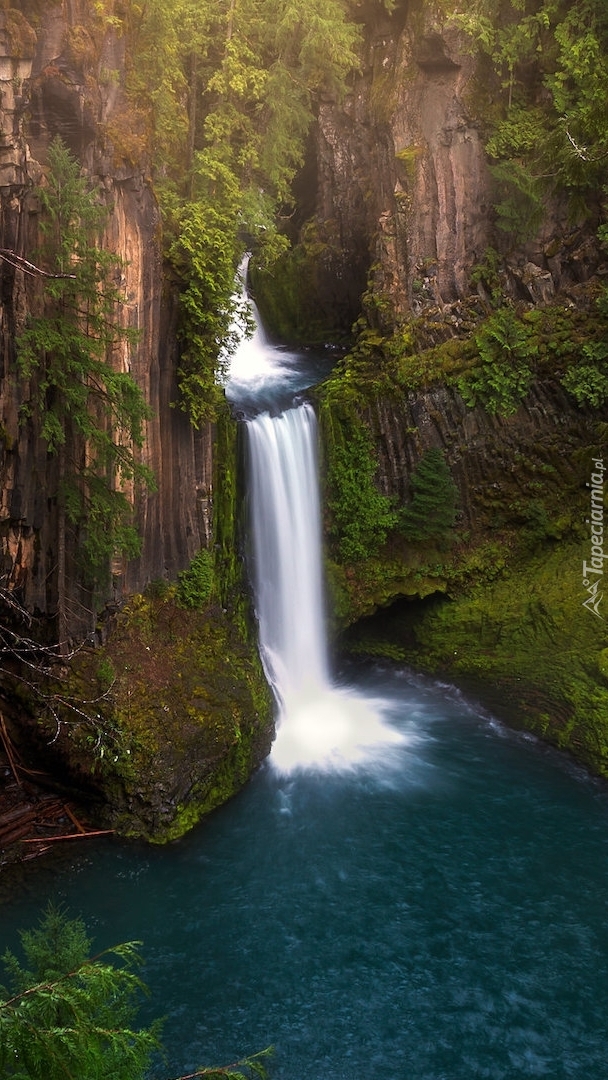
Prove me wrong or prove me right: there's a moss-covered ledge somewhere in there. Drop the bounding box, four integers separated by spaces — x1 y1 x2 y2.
35 593 273 844
343 539 608 778
316 290 608 776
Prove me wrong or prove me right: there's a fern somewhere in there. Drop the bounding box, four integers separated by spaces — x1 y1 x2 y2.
458 308 536 415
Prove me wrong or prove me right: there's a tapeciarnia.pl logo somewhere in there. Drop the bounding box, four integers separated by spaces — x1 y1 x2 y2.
582 457 605 618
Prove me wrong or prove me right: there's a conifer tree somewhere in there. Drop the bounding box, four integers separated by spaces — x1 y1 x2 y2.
0 905 160 1079
17 136 154 648
401 448 458 544
0 906 272 1080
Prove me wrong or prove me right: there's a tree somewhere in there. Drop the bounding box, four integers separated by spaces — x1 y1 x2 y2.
458 0 608 231
0 906 272 1080
401 448 458 544
16 136 154 648
0 905 161 1079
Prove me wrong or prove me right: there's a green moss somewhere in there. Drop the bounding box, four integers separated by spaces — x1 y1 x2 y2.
347 541 608 777
395 145 422 181
321 285 607 402
370 70 398 123
61 588 272 843
4 9 37 56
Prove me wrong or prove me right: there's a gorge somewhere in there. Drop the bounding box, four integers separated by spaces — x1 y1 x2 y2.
1 287 608 1079
1 4 608 1073
0 0 607 845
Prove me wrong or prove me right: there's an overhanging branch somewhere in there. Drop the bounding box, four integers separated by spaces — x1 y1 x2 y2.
0 248 77 280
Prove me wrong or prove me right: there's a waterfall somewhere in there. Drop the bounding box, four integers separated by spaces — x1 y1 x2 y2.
247 404 329 699
225 270 402 773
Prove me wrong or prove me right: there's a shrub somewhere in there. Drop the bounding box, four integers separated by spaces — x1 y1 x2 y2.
326 424 399 562
177 548 215 608
458 308 536 415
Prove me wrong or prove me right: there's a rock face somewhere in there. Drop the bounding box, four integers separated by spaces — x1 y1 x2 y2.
307 8 608 777
0 6 271 844
309 6 603 332
365 380 594 536
0 5 213 640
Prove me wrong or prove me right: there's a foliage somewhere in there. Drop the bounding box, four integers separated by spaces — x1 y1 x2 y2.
120 0 362 422
325 420 399 562
469 247 504 304
458 307 537 415
184 1047 274 1079
560 285 608 406
0 907 273 1080
16 136 154 592
546 0 608 193
562 361 608 407
0 905 160 1080
489 159 545 243
457 0 608 235
168 190 241 425
401 448 458 544
177 548 215 608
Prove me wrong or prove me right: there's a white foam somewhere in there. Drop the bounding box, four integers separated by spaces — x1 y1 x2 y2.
270 684 405 775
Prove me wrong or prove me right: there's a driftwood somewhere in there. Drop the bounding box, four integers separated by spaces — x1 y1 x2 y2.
21 829 114 843
0 721 112 859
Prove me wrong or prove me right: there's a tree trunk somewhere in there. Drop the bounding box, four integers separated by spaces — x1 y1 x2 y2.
56 438 68 657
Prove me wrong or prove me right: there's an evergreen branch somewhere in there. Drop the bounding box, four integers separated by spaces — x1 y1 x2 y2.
164 1047 274 1080
561 119 608 162
0 951 140 1012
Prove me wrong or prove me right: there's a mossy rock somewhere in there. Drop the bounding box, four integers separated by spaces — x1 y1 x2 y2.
49 593 273 843
345 540 608 777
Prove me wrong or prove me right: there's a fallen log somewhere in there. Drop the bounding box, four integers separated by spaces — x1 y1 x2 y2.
0 823 37 846
0 804 35 829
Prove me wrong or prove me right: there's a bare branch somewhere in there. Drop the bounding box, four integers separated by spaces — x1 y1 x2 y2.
561 120 608 163
0 248 77 279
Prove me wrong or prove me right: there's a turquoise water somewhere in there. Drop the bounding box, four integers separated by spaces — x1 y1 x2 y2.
2 665 608 1079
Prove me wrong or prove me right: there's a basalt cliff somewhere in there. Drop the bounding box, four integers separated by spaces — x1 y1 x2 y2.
0 2 272 848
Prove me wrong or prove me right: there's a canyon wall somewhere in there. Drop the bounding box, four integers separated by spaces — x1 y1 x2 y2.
306 4 608 775
0 4 213 641
285 3 603 337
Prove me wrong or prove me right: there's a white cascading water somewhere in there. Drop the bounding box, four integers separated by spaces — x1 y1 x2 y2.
247 404 329 697
226 268 402 773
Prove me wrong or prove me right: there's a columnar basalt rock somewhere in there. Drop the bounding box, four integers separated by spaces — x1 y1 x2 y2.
311 8 603 330
0 7 274 844
0 5 213 637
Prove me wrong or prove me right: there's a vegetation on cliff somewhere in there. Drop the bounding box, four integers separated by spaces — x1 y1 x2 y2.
344 538 608 778
15 136 154 648
113 0 368 422
4 0 608 830
457 0 608 238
